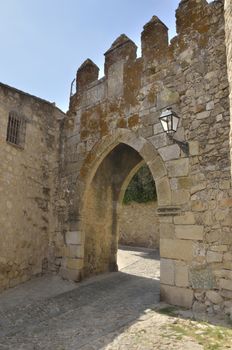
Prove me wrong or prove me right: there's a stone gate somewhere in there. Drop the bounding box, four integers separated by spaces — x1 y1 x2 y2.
0 0 232 313
58 0 232 309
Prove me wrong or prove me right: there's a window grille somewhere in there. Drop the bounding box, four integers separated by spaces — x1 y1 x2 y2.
6 111 26 148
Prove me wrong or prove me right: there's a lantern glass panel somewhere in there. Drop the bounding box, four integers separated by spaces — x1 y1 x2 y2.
172 114 180 132
167 116 173 133
160 116 169 132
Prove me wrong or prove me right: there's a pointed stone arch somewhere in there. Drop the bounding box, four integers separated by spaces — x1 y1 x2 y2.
60 129 171 280
80 128 172 209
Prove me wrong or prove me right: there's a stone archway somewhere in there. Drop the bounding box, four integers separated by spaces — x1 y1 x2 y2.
77 129 171 278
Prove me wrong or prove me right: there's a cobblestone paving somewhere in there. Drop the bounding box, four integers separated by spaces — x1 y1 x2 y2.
0 248 159 349
0 247 231 349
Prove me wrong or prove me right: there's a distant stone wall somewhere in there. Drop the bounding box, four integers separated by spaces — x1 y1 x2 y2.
0 83 64 290
118 202 159 249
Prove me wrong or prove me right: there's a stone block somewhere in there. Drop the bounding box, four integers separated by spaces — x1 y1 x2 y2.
192 301 207 314
172 189 190 205
177 177 192 189
140 142 157 162
219 180 231 190
189 267 216 289
207 251 223 263
220 198 232 208
66 231 82 245
66 258 83 270
210 245 228 252
160 284 194 308
191 200 208 212
63 245 84 258
159 223 174 239
138 126 153 138
224 252 232 261
160 258 175 285
206 101 214 111
159 144 180 161
174 212 195 225
189 141 199 156
221 290 232 299
175 225 204 241
156 177 172 206
148 157 167 179
160 239 194 261
167 158 189 177
175 261 189 287
190 182 207 195
206 291 223 305
60 267 82 282
153 123 163 135
149 133 168 149
220 279 232 291
196 111 210 119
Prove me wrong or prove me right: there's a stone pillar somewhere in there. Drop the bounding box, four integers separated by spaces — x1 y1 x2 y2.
104 34 137 77
176 0 209 34
76 59 99 92
141 16 168 65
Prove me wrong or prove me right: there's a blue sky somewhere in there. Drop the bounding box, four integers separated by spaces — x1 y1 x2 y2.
0 0 180 111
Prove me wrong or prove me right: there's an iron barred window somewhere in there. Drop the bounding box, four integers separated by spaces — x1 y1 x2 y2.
6 111 26 148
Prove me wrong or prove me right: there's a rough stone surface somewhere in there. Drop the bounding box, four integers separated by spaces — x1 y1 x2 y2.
160 284 194 308
160 258 175 285
0 0 232 315
0 83 64 291
118 201 159 248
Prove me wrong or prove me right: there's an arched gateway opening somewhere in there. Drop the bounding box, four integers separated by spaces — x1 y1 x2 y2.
79 129 171 279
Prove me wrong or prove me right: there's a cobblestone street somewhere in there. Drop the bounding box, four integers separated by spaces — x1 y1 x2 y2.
0 247 160 349
0 247 231 350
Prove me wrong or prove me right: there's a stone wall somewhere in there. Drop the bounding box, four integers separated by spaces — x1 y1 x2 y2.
225 0 232 174
118 201 159 249
0 83 64 290
59 0 232 313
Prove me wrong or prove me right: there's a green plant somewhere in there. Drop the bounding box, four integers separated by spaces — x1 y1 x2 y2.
123 165 157 204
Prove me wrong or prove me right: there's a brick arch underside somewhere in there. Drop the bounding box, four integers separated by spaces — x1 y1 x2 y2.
79 129 171 277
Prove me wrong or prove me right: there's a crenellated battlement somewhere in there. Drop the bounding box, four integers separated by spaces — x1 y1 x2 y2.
70 0 224 114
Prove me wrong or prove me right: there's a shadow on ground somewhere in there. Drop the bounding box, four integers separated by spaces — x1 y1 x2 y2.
0 272 160 350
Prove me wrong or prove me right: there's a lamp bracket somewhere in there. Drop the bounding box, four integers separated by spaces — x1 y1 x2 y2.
167 134 189 156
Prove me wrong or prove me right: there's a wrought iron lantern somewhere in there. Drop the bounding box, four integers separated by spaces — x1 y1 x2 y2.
159 107 189 155
159 107 180 135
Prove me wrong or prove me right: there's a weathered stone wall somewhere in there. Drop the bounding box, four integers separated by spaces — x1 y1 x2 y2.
58 0 232 313
225 0 232 175
118 201 159 249
0 83 64 290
